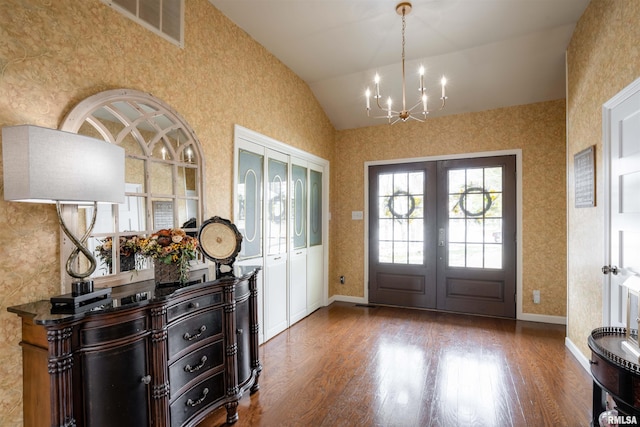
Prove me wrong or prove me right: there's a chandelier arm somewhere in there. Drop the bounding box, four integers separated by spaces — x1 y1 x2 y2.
407 100 427 114
369 112 401 120
374 96 399 115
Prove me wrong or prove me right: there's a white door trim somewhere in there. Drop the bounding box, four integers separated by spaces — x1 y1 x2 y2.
601 77 640 326
232 125 330 334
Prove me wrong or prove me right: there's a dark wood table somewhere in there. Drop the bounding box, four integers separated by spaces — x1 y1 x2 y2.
588 327 640 426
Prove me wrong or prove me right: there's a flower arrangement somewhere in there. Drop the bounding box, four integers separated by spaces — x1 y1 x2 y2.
139 229 199 284
95 236 144 271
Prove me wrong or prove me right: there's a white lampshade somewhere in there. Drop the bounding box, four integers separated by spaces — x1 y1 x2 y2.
2 125 125 204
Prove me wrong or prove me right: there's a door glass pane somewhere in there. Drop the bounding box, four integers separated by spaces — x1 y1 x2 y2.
377 171 425 265
310 169 322 246
447 166 503 269
238 149 263 259
448 243 466 267
292 164 307 250
268 158 287 255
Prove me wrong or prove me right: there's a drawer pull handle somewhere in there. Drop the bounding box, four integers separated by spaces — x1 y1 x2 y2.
188 302 200 309
590 359 598 365
184 356 208 373
141 375 151 385
183 325 207 341
186 388 209 407
237 328 243 335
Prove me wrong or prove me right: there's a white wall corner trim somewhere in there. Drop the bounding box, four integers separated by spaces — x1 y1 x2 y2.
565 336 591 373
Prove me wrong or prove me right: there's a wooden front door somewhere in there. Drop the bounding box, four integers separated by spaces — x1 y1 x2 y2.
369 162 438 308
369 155 517 318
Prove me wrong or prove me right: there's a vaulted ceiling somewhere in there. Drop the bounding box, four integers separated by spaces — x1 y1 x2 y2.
208 0 591 130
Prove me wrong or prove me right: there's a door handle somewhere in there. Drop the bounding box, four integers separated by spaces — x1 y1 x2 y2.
602 265 619 275
438 228 445 247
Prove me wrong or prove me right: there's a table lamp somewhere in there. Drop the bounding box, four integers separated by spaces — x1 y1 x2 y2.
2 125 125 307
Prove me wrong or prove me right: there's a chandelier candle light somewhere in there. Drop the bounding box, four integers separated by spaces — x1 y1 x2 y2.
365 2 447 124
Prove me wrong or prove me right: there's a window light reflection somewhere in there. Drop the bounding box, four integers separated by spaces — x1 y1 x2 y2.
375 340 426 422
438 349 505 425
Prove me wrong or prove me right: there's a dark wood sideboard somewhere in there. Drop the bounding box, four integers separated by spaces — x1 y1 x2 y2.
589 327 640 426
8 269 261 427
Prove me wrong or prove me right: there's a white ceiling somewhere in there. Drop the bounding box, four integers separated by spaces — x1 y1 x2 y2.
207 0 591 130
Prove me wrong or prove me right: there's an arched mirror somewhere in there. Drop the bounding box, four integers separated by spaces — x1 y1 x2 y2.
60 89 205 287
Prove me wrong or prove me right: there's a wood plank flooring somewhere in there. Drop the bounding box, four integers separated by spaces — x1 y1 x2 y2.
199 302 592 427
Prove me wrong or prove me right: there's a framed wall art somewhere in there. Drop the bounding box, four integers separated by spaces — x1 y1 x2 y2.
574 145 595 208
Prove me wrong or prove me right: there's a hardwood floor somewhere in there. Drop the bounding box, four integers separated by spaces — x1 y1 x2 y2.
199 302 592 427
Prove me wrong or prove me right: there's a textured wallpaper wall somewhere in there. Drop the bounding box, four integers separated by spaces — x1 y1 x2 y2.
0 1 334 425
3 0 631 424
332 100 568 317
566 0 640 358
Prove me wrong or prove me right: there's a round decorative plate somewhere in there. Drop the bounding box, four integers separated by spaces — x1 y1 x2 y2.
198 216 242 266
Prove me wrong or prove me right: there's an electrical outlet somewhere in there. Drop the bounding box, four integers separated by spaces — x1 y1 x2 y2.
340 276 345 284
533 290 541 304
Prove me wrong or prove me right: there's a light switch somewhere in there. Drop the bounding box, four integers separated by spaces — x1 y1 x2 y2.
352 211 363 220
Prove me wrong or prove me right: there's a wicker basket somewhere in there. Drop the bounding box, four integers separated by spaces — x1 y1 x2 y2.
154 262 181 285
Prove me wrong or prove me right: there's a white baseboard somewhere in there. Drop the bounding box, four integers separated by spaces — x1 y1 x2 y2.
565 336 591 373
328 295 368 305
329 297 569 325
518 313 566 325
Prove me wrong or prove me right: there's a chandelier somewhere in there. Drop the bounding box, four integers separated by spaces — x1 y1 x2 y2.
365 2 447 124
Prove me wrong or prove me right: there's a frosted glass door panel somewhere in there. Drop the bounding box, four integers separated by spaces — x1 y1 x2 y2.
309 169 323 247
238 149 263 259
292 164 307 250
267 158 288 256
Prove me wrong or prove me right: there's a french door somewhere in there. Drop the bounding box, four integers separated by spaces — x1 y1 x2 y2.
368 162 438 308
369 155 516 318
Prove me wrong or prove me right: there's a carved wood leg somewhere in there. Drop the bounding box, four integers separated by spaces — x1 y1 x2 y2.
249 269 261 395
225 400 239 424
250 361 262 394
592 380 605 427
48 327 76 427
150 305 170 427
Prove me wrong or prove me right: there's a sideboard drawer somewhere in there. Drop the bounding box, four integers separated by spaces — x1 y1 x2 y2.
167 308 223 360
591 351 621 395
167 291 223 323
81 316 147 346
170 372 225 427
169 339 224 397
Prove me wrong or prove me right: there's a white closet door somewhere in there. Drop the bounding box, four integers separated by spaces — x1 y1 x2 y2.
235 141 265 343
289 158 308 325
234 125 328 343
264 149 289 340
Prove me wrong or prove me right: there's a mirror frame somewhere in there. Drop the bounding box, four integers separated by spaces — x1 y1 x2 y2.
58 89 206 291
